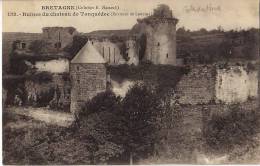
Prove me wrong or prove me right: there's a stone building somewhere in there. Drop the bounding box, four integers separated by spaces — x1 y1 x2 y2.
70 41 107 114
131 4 178 65
91 39 126 65
42 27 78 52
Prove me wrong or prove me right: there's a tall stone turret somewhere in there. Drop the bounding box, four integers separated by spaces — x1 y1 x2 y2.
132 4 178 65
70 41 106 114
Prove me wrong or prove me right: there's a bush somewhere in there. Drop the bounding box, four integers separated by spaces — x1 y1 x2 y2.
122 83 163 162
27 71 53 84
76 90 126 164
28 40 46 54
79 90 122 118
203 106 260 153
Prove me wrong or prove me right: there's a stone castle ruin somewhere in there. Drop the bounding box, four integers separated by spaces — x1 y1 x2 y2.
42 27 78 52
3 4 259 114
131 4 178 65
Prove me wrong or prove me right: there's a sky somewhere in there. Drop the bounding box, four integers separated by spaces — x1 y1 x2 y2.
3 0 259 33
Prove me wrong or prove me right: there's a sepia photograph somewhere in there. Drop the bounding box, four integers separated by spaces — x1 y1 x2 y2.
2 0 260 164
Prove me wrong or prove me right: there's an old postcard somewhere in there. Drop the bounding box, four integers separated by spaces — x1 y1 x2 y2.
2 0 260 165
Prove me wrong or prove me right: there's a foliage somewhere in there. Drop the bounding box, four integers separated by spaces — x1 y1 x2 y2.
28 40 46 54
177 28 259 63
108 63 189 89
79 90 122 117
3 77 26 105
76 90 127 164
63 35 88 59
203 105 260 153
122 83 163 161
3 111 67 164
35 87 55 107
9 58 29 75
12 40 21 51
27 71 53 84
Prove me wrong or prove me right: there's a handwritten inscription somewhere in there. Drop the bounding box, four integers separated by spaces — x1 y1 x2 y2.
184 4 221 13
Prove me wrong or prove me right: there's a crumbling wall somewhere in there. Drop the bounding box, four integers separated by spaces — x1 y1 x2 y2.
126 39 139 65
175 65 216 105
215 66 258 103
42 27 78 51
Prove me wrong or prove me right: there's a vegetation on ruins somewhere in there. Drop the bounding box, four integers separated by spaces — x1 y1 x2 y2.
122 83 163 163
72 83 169 164
76 90 125 164
203 105 260 154
28 40 46 54
64 35 88 59
27 71 53 84
108 63 190 89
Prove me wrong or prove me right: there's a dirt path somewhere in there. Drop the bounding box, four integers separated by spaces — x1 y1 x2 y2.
6 107 75 127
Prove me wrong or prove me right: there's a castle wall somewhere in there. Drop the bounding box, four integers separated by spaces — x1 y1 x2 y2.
35 58 69 73
175 66 216 105
70 63 107 113
215 66 258 103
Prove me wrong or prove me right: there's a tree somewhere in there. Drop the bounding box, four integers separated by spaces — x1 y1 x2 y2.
177 27 186 35
28 40 46 54
64 35 88 60
198 28 208 34
76 90 127 164
122 83 163 163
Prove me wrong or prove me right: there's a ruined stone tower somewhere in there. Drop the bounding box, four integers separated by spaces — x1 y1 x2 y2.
132 4 178 65
70 42 107 114
42 27 78 52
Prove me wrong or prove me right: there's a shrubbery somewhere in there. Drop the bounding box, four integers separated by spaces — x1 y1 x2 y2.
74 83 167 164
203 105 260 153
75 90 126 164
4 83 178 164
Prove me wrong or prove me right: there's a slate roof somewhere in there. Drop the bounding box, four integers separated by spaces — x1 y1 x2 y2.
71 42 105 64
